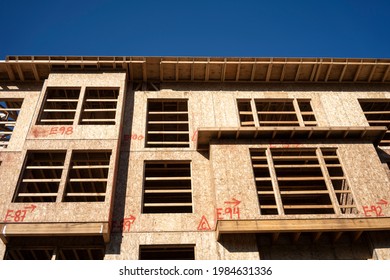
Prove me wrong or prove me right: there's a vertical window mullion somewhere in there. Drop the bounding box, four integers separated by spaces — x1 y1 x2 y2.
73 86 86 125
250 99 260 127
56 149 72 202
316 148 341 215
293 99 305 127
266 148 285 215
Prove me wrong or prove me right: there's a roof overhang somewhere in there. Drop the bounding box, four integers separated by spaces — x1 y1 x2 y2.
1 56 390 83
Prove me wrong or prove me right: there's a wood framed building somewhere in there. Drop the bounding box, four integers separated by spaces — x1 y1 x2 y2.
0 56 390 259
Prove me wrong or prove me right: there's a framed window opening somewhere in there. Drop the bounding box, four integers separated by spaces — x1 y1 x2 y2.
359 99 390 146
12 150 112 203
0 99 23 148
146 99 190 147
250 147 357 215
37 87 119 126
139 245 195 260
79 88 119 125
142 161 192 213
237 98 317 127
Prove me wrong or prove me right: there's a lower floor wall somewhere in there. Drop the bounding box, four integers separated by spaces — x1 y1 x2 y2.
1 231 389 260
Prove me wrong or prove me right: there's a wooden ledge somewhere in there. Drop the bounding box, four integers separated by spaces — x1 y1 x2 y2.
216 217 390 240
0 222 110 244
196 126 387 151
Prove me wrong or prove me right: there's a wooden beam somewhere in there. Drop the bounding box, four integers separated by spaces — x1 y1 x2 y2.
280 63 286 82
250 59 257 81
312 232 322 243
294 61 302 82
205 58 210 81
368 62 377 82
339 63 348 82
235 59 241 81
0 222 110 243
352 231 363 242
333 232 343 243
325 63 333 82
31 63 40 82
16 64 25 81
382 65 390 82
266 60 273 82
216 217 390 240
142 59 147 82
221 59 227 82
354 63 363 82
314 59 323 81
292 232 301 244
5 64 15 81
310 63 318 81
175 58 179 81
271 232 280 244
191 59 195 81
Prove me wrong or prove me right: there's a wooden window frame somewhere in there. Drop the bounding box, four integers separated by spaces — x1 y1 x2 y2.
359 99 390 146
142 161 192 213
146 99 190 148
251 147 357 215
237 98 317 127
12 150 112 203
0 99 23 148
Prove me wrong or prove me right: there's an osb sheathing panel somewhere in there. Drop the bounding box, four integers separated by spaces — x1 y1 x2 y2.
368 231 390 260
0 140 119 223
105 232 259 260
0 243 4 259
112 150 215 232
0 152 23 217
210 142 390 220
0 87 41 151
27 72 126 141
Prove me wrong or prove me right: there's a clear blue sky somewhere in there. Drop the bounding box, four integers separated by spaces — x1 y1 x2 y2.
1 0 389 59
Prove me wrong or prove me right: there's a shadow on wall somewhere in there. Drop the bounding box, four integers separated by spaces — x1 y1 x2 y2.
161 82 390 93
257 232 374 260
219 234 260 253
105 83 134 255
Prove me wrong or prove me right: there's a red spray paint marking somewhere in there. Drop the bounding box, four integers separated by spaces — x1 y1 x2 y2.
111 215 136 233
123 134 144 142
197 215 211 231
3 204 37 222
363 198 388 217
216 198 241 220
32 127 49 138
49 126 73 135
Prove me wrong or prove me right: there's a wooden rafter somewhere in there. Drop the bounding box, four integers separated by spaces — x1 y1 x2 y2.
294 61 302 82
266 59 273 82
325 63 333 82
221 59 227 82
339 63 348 82
31 64 40 81
250 59 257 81
382 65 390 82
235 59 241 81
205 58 210 81
354 63 363 82
368 62 377 82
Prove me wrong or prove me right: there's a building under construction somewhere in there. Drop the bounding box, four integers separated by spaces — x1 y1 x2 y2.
0 56 390 260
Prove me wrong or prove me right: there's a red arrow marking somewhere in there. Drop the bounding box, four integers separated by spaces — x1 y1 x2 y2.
377 199 388 206
224 198 241 207
31 127 48 138
24 204 37 213
197 215 211 231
